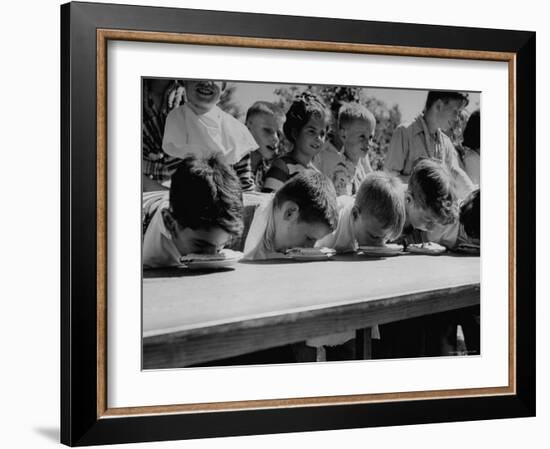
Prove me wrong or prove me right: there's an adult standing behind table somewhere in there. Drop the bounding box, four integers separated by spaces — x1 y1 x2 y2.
384 90 475 199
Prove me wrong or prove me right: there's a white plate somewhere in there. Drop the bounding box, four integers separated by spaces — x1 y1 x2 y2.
285 247 335 262
407 243 446 255
184 258 241 270
179 250 243 270
357 244 404 257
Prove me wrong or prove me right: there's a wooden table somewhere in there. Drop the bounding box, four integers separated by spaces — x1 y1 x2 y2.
143 254 480 369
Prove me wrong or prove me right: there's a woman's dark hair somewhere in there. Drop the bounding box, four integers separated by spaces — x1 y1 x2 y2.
274 170 338 231
462 109 480 152
282 92 329 143
169 155 243 235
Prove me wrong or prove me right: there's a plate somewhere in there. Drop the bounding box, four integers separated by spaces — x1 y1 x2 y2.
179 249 243 270
285 247 335 262
357 244 404 257
406 242 446 255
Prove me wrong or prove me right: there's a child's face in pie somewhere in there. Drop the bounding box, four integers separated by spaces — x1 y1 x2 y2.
272 201 331 251
184 80 224 115
407 201 439 232
162 209 230 255
352 207 390 247
173 225 230 256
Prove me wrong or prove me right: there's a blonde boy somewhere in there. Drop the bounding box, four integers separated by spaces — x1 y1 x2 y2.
314 103 376 196
316 171 406 252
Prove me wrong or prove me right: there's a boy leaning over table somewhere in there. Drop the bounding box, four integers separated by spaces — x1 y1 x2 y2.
142 155 244 268
243 170 338 260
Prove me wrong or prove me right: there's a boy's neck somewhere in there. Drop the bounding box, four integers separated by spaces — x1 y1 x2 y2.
290 149 312 167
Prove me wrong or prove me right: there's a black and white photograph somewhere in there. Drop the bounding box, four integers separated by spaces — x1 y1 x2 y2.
141 78 481 369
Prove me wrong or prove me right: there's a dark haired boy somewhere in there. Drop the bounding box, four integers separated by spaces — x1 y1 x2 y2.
243 170 338 260
385 90 474 199
399 158 459 248
142 156 244 267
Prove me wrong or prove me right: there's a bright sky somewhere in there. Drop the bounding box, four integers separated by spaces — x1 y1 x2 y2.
231 82 480 123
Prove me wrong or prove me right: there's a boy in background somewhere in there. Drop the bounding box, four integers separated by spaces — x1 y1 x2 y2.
241 101 286 190
315 103 376 196
142 156 244 268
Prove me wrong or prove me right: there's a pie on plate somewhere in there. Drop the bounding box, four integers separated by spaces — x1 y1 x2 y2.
406 242 446 255
357 244 404 257
179 249 243 269
285 247 336 261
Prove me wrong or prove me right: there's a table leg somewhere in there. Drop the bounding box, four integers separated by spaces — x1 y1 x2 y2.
355 327 372 360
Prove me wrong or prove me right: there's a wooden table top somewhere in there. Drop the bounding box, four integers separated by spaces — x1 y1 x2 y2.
144 254 479 337
142 254 480 367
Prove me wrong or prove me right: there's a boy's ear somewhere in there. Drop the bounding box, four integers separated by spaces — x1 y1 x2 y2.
282 201 300 222
351 205 360 221
161 208 179 236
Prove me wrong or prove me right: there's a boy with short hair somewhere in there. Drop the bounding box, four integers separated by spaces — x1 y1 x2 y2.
314 102 376 196
162 79 258 191
241 101 286 190
243 170 338 260
399 158 459 247
384 90 474 199
316 171 406 252
142 156 244 268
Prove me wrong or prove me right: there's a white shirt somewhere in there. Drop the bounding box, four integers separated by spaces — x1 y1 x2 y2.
162 103 257 165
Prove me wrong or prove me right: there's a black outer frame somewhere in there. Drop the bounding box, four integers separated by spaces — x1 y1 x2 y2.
60 1 535 446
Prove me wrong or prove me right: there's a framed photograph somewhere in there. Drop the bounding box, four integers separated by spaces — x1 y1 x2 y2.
61 1 535 446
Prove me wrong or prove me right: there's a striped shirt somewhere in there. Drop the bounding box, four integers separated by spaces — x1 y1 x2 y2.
261 155 319 193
